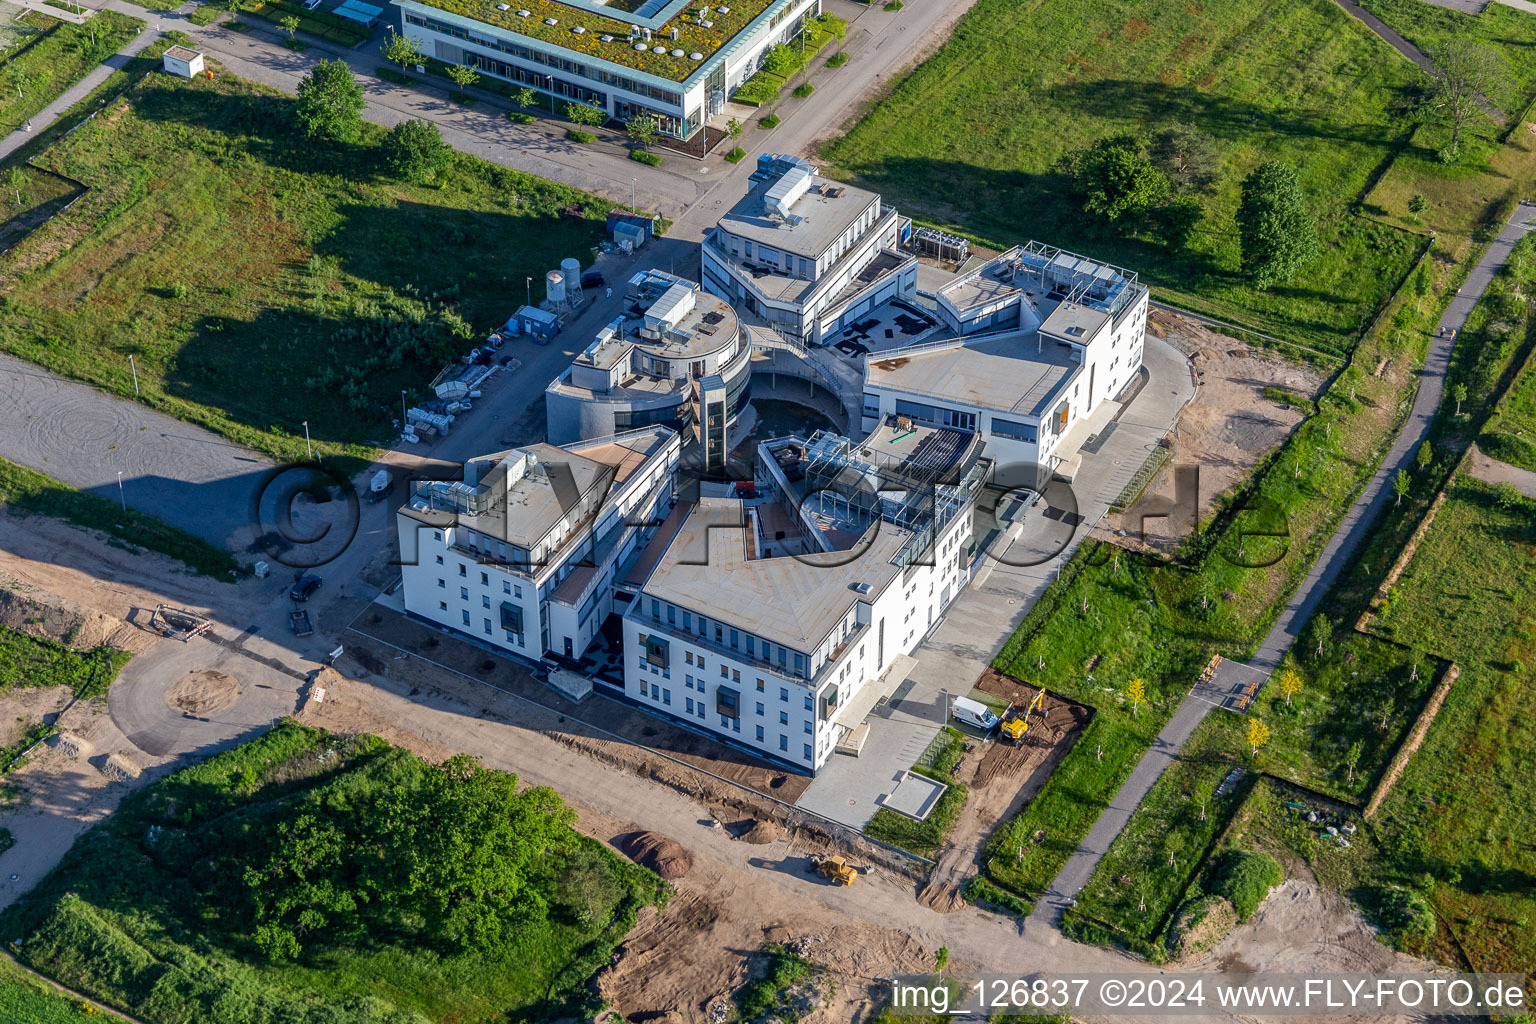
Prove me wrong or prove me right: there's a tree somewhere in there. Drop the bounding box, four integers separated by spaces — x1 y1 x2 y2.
1304 614 1332 660
725 115 744 157
445 63 479 93
514 86 536 111
760 42 798 77
1393 468 1411 507
1412 262 1432 313
3 61 31 102
381 28 425 70
1153 193 1205 250
279 13 300 38
935 945 949 973
1415 441 1433 473
1343 740 1362 784
1073 133 1169 223
1246 717 1270 757
1374 696 1396 731
383 119 451 184
565 101 605 127
1237 162 1320 289
1149 121 1221 192
6 166 25 208
1407 193 1428 217
626 110 661 151
1276 668 1303 707
1420 40 1509 162
1125 677 1146 717
1451 382 1467 416
294 59 365 142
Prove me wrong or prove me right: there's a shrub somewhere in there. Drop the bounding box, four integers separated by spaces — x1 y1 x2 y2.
565 101 605 127
884 1 903 10
566 128 596 144
792 82 814 98
725 146 746 162
507 111 536 124
1210 849 1283 920
376 65 411 84
1364 885 1436 946
826 51 848 67
759 114 780 129
629 149 662 166
383 119 452 184
963 875 1032 916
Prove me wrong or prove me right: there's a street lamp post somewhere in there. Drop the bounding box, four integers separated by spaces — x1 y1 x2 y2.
302 420 312 460
631 177 636 213
128 354 139 396
525 276 532 307
116 472 126 513
400 390 408 433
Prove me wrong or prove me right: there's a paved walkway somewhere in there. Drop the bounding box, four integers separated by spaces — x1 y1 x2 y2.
1038 198 1536 924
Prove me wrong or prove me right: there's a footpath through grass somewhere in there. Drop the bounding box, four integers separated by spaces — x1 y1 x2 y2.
2 721 667 1024
820 0 1421 353
0 10 143 132
0 454 238 577
0 70 615 464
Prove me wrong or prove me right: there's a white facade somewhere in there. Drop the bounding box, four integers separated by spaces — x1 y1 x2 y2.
393 0 819 140
163 46 205 78
396 426 681 663
864 244 1149 488
701 157 917 343
623 427 984 771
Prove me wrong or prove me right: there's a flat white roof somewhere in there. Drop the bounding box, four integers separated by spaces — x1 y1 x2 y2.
865 330 1080 419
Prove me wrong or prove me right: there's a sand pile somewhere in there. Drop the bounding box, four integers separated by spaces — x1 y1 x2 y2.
622 831 694 880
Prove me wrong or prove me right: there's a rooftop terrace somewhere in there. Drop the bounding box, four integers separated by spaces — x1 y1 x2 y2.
865 330 1081 418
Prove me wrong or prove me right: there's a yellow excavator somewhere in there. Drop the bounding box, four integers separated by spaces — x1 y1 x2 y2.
999 686 1048 744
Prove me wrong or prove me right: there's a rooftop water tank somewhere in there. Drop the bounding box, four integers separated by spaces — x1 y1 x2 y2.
546 269 566 305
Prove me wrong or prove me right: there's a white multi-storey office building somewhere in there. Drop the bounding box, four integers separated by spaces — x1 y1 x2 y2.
701 156 917 344
545 269 752 446
397 426 681 662
863 242 1149 488
622 422 986 771
392 0 819 141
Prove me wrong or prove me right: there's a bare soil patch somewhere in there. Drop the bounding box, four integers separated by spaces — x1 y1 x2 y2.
918 669 1091 911
165 670 242 715
1110 310 1325 550
621 830 695 880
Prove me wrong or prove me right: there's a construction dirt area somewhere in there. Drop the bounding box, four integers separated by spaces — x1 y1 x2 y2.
1108 309 1326 550
918 669 1092 912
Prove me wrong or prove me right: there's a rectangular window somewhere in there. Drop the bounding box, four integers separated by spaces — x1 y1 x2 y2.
729 629 738 648
483 619 492 635
479 571 488 585
779 711 788 726
779 735 788 751
651 599 660 619
460 587 469 600
686 697 695 713
503 581 511 594
697 705 705 719
650 683 659 700
804 721 812 734
756 702 764 716
720 665 728 678
732 669 740 682
715 685 740 719
461 610 470 625
662 688 671 705
667 605 675 624
804 695 813 711
644 635 670 669
482 595 490 608
458 564 467 576
991 417 1038 443
439 601 447 611
686 651 694 665
500 601 523 634
438 579 446 589
779 687 788 702
756 678 765 692
435 555 444 565
756 725 765 742
804 744 813 761
746 636 755 657
682 610 691 630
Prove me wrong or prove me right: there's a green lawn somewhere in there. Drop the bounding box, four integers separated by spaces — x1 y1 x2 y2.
1370 476 1536 972
0 10 143 132
1481 346 1536 472
1356 0 1536 116
1 70 615 464
0 956 127 1024
1 721 667 1024
820 0 1422 353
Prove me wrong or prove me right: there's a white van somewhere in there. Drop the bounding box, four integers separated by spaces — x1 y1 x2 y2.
950 696 999 731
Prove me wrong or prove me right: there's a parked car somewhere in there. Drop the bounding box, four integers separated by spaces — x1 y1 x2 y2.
580 271 605 290
950 695 999 731
290 573 323 601
303 0 322 10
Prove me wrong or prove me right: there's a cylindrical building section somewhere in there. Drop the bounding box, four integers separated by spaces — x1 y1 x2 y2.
545 270 566 306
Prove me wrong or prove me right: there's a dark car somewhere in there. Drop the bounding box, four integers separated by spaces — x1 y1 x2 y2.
290 573 323 601
581 271 605 290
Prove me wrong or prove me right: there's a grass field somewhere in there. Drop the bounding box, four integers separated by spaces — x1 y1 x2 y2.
1 721 666 1024
864 728 968 860
0 956 126 1024
0 71 615 463
1370 476 1536 972
820 0 1422 353
1356 0 1536 116
0 10 142 132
